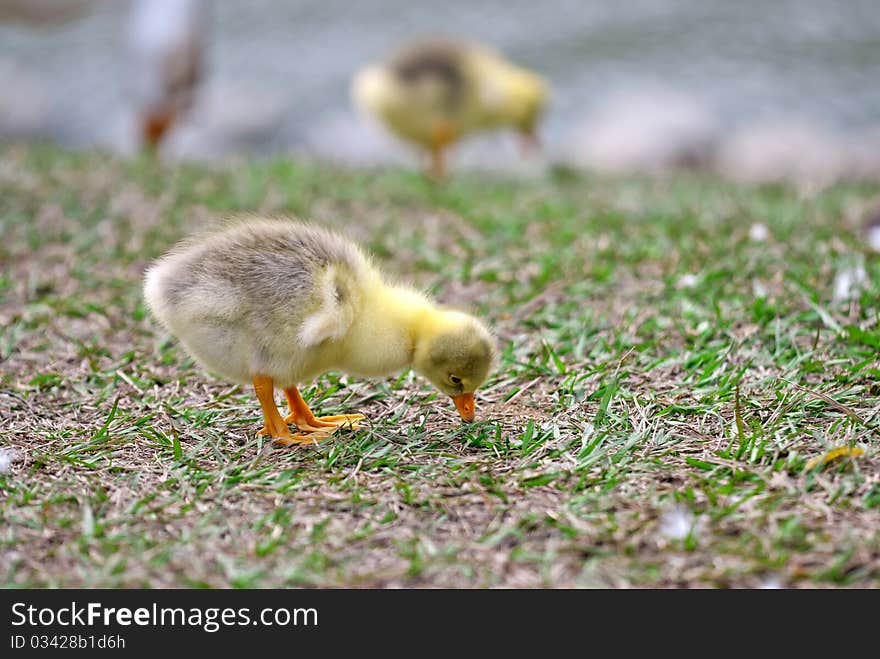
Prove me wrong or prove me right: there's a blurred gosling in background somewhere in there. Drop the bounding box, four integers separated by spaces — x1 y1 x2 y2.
352 38 548 179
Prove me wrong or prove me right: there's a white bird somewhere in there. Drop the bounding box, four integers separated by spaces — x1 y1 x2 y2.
0 0 95 25
124 0 208 150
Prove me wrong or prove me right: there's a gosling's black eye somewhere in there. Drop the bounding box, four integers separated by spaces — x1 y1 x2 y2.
450 375 462 385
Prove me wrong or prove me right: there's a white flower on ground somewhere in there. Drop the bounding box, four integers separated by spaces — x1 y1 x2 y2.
866 225 880 252
0 448 21 474
833 264 868 302
677 273 699 289
749 223 770 242
760 575 783 589
658 504 698 541
752 280 768 298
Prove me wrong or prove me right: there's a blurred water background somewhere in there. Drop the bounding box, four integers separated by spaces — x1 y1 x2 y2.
1 0 878 182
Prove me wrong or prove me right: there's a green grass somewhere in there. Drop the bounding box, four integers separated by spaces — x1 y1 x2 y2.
1 142 879 587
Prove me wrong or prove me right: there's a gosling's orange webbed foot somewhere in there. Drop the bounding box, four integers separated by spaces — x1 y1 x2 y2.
257 423 338 446
314 413 366 425
268 428 337 446
282 387 365 433
253 380 364 448
282 412 366 433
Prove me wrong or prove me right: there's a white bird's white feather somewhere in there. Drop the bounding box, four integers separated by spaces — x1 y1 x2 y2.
126 0 206 112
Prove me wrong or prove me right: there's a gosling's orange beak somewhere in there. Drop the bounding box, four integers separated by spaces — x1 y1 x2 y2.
451 392 475 423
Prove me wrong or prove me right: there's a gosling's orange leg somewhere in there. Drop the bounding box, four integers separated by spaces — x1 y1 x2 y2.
283 386 365 433
427 146 447 181
253 375 317 446
426 122 455 180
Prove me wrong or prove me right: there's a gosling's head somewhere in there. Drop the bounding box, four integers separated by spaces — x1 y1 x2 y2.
412 310 496 423
502 67 548 149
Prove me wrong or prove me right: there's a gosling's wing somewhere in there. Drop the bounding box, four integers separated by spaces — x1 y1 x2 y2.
146 220 368 351
296 265 356 348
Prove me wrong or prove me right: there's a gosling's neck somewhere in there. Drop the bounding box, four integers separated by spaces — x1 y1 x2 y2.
340 283 439 378
482 66 543 129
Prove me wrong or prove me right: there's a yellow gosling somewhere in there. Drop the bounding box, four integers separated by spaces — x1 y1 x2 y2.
144 218 496 445
352 39 548 179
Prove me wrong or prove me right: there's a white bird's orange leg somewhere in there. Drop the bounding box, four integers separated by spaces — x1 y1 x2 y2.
140 109 175 151
283 386 365 433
